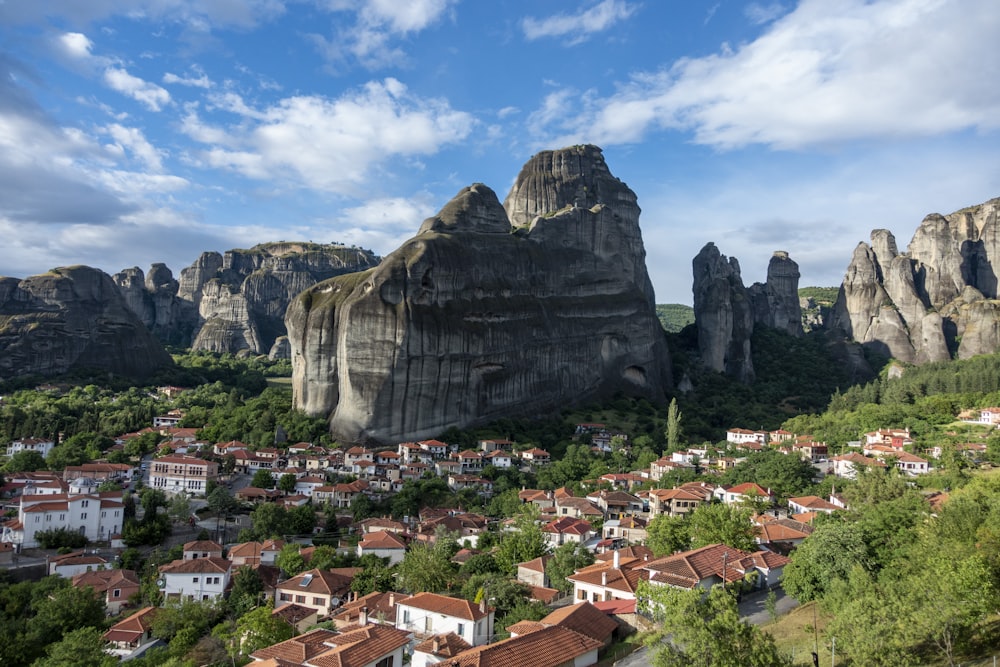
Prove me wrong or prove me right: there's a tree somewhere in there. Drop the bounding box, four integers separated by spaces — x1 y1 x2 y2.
638 583 791 667
251 468 275 489
30 584 107 646
397 535 459 594
546 542 594 594
167 494 191 523
139 488 167 517
646 514 692 557
350 555 395 595
274 544 306 577
782 520 871 602
666 398 683 451
287 504 317 536
494 505 548 575
688 503 757 552
233 605 295 656
3 450 47 472
31 627 117 667
277 473 297 495
249 502 287 540
228 566 265 617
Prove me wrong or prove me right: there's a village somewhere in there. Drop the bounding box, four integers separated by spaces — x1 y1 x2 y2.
2 384 993 667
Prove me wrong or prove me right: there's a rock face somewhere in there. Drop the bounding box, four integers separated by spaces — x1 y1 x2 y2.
0 266 174 380
831 197 1000 362
692 246 802 383
113 243 379 354
287 145 672 443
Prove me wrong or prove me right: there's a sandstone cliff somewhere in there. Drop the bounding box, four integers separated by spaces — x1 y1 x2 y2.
0 266 174 380
692 246 802 383
831 197 1000 362
287 145 671 444
114 243 379 354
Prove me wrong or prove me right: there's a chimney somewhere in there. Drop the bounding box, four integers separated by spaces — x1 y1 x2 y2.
360 606 368 625
389 592 395 607
479 598 486 614
613 549 620 569
602 570 608 586
433 637 440 653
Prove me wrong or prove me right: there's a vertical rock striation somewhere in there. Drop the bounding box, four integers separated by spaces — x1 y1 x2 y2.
287 145 671 444
831 197 1000 362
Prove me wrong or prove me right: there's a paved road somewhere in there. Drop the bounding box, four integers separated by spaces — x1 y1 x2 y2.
612 588 800 667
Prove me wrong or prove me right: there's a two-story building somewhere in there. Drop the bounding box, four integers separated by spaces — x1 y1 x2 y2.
158 556 231 602
395 592 494 646
148 455 219 496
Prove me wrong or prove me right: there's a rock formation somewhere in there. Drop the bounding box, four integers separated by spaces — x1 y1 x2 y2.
0 266 174 380
831 197 1000 362
287 145 671 444
113 243 379 354
692 246 802 383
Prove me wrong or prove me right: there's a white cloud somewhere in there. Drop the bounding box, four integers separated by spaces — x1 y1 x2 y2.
529 0 1000 149
194 78 475 195
57 32 95 59
744 2 787 25
103 123 164 170
2 0 286 31
522 0 637 44
104 67 171 111
163 68 212 88
360 0 457 33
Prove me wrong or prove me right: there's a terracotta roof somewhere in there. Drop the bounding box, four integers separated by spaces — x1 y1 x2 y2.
505 620 546 636
400 593 492 621
542 517 592 535
596 545 653 562
160 556 231 574
308 624 413 667
528 586 561 604
272 603 318 626
540 601 617 643
102 606 158 642
567 558 648 595
72 568 139 593
788 496 840 512
183 539 223 552
250 628 340 663
332 591 410 625
413 632 473 657
592 599 636 614
277 568 353 597
516 555 551 573
643 544 774 589
447 625 602 667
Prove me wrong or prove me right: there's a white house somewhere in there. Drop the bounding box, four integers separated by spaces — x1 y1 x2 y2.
2 490 124 549
357 530 407 565
395 593 494 647
158 556 231 603
6 437 55 459
148 455 219 497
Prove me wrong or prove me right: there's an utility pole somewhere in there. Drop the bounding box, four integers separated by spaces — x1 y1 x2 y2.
831 637 836 666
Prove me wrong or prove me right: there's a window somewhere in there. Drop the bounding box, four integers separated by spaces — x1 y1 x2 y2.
81 500 89 508
457 623 464 636
193 577 199 583
295 595 306 603
403 610 410 623
425 616 433 632
101 511 106 518
35 516 40 523
374 657 394 667
279 593 291 602
59 514 65 521
313 597 324 605
112 589 121 598
80 513 87 519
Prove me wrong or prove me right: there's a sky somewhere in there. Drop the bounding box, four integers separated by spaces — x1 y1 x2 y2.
1 0 998 305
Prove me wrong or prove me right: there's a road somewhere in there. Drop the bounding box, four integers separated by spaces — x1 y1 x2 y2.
611 588 800 667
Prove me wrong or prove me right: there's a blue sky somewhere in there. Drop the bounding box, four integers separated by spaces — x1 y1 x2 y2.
1 0 998 304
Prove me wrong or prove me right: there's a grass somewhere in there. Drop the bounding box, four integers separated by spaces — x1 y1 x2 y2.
761 601 831 665
265 377 293 388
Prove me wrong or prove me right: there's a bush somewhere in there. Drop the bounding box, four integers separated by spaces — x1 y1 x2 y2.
35 527 88 549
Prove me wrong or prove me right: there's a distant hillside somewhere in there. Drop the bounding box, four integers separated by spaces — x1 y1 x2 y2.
799 286 838 333
656 303 695 332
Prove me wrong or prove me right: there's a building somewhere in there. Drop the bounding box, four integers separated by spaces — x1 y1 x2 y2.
2 489 124 549
568 550 648 604
5 437 55 459
643 543 790 591
275 569 354 616
158 556 232 602
395 592 494 646
73 568 141 614
103 607 160 659
249 625 412 667
148 455 219 496
357 530 407 565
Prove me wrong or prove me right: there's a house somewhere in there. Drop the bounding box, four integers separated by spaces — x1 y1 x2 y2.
274 569 354 616
830 452 886 479
516 555 553 588
542 517 594 547
726 428 766 445
568 550 649 604
4 489 125 549
532 601 618 648
344 447 374 474
236 487 281 503
892 451 930 476
754 517 814 551
183 539 224 559
791 440 828 463
447 474 493 495
717 482 774 507
436 626 604 667
519 489 555 510
103 607 159 658
456 450 483 472
395 592 494 646
62 463 135 484
158 556 232 602
152 410 184 428
589 489 643 518
602 516 648 544
418 439 449 458
554 496 603 520
412 632 474 667
643 543 789 591
357 530 407 565
48 550 109 577
73 568 141 614
330 591 410 629
271 604 319 634
647 486 708 518
148 455 219 496
6 437 55 459
519 448 551 465
769 429 796 444
229 541 265 567
249 625 412 667
358 517 408 535
787 495 841 516
294 475 327 497
482 450 512 468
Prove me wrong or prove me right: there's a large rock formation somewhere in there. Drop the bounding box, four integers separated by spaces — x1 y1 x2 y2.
831 197 1000 362
0 266 174 380
113 243 379 354
287 145 671 443
692 246 802 383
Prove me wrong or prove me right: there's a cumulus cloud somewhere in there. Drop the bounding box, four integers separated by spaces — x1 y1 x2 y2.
104 67 171 111
188 78 475 195
163 68 212 88
522 0 637 44
529 0 1000 149
57 32 95 60
308 0 457 70
102 124 165 170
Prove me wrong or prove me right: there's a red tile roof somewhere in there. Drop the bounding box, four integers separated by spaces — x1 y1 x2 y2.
400 593 492 621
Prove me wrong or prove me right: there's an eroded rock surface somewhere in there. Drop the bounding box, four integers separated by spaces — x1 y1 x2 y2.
0 266 173 380
831 198 1000 362
288 145 671 443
